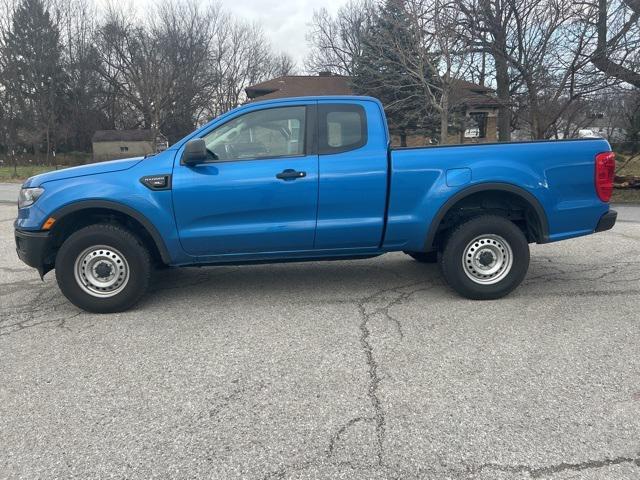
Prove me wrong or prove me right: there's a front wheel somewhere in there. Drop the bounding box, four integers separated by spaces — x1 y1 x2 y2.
440 215 530 300
55 224 151 313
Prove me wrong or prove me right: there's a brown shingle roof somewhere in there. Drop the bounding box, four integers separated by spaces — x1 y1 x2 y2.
92 130 159 143
449 79 500 109
245 75 353 101
246 75 500 109
449 79 494 93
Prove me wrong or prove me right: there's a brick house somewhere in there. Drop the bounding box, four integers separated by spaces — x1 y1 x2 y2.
245 73 500 146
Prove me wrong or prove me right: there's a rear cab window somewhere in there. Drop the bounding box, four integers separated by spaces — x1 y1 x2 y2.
318 104 367 154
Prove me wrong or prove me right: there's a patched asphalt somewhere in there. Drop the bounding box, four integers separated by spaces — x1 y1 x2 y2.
1 203 639 479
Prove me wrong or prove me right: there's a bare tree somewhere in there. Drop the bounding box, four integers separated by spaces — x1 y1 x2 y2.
52 0 109 150
305 0 373 75
457 0 520 141
352 0 442 144
269 53 297 77
207 16 287 117
590 0 640 87
507 0 616 138
152 0 222 139
457 0 621 140
404 0 478 143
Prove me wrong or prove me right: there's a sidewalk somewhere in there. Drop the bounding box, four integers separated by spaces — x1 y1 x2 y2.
0 183 19 204
614 203 640 223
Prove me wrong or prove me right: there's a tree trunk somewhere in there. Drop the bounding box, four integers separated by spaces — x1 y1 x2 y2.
494 53 511 142
440 89 449 145
527 84 544 139
591 0 640 88
46 125 51 165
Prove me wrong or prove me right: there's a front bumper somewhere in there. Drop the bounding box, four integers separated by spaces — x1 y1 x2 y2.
15 229 52 277
595 209 617 233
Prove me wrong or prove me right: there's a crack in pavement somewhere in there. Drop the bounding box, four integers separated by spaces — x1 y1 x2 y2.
0 307 82 337
358 299 386 468
355 281 428 467
0 281 83 337
325 416 374 459
375 284 436 339
261 281 431 479
469 452 640 478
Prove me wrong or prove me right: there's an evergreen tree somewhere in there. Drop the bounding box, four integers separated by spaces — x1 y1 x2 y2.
1 0 66 161
351 0 441 145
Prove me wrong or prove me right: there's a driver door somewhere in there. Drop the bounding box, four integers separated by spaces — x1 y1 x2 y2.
172 103 319 257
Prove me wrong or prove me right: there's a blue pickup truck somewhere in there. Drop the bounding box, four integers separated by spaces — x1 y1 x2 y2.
15 96 617 312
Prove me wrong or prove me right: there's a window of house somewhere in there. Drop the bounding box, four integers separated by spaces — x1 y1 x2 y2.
203 106 306 161
466 112 488 139
318 104 367 154
120 146 129 152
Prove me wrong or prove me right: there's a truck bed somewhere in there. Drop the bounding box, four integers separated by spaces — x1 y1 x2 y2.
384 138 612 251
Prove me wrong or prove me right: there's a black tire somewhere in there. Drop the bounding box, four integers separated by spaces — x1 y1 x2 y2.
405 251 439 263
55 224 151 313
440 215 529 300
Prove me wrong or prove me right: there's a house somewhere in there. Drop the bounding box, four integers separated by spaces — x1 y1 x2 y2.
446 80 500 145
91 130 169 162
245 73 500 146
246 72 354 100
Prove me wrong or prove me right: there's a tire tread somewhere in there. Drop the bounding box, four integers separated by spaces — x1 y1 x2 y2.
55 223 151 313
439 215 529 300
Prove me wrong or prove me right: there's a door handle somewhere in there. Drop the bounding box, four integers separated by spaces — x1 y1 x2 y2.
276 169 306 180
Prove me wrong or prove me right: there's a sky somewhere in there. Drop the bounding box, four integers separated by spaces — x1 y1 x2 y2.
98 0 351 70
218 0 349 68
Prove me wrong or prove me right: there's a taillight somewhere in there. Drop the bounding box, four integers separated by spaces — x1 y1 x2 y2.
595 152 615 202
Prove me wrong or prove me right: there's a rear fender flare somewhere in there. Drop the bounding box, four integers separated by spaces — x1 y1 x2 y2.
424 182 550 251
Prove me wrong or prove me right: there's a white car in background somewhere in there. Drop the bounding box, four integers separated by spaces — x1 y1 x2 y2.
578 129 602 138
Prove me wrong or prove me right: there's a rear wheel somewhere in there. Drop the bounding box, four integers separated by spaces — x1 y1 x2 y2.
440 215 529 300
55 224 151 313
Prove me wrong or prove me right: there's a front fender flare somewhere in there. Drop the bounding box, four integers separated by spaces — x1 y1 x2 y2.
49 200 172 264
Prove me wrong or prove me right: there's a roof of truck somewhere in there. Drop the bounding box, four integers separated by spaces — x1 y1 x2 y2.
244 94 383 108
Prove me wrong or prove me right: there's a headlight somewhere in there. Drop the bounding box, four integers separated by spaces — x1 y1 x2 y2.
18 187 44 209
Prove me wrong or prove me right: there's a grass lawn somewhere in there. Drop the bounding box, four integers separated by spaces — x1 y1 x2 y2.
613 152 640 203
0 165 60 182
612 188 640 203
615 152 640 176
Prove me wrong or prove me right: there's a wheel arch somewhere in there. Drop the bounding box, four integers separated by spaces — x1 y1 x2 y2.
48 200 171 265
424 182 550 251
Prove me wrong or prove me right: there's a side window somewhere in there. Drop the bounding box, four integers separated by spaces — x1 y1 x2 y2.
319 104 367 154
203 106 306 161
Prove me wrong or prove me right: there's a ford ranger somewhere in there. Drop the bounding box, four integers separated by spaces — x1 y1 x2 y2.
14 96 617 312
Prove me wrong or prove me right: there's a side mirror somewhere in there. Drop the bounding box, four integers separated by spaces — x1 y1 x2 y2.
182 139 208 166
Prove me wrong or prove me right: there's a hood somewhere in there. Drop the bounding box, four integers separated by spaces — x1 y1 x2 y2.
23 157 144 187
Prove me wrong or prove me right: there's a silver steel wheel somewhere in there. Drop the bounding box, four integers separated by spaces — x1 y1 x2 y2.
74 245 130 298
462 234 513 285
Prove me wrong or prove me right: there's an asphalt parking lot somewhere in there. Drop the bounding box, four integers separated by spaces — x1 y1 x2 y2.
1 202 640 480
